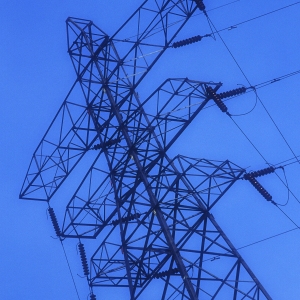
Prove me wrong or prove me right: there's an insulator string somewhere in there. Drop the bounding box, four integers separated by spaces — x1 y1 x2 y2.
207 14 300 167
202 10 300 211
154 67 300 118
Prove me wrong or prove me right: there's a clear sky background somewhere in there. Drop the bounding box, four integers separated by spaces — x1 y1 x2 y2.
1 0 300 299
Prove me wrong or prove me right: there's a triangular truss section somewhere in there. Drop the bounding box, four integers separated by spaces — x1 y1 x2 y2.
87 155 271 299
20 2 272 299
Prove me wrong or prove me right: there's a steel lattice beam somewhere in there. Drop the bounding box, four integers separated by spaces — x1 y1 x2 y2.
88 156 271 299
20 0 202 202
20 1 272 300
62 78 220 238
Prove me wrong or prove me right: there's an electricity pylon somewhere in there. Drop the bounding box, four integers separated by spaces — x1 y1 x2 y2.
20 1 272 299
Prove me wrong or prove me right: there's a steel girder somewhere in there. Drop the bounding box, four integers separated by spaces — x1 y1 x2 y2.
60 77 220 299
88 155 271 299
19 1 272 299
62 78 220 239
20 0 203 201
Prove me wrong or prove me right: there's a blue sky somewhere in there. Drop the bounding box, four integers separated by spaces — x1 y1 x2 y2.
1 0 300 299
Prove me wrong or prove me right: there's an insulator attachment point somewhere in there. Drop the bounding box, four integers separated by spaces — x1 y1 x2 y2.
194 0 206 11
90 294 96 300
206 86 228 113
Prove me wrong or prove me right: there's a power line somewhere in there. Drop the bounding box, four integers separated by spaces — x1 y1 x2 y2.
118 1 300 52
205 13 300 196
227 99 300 206
60 241 81 300
204 196 300 263
211 1 300 35
207 15 300 167
254 70 300 90
237 227 299 251
275 154 300 167
203 11 300 236
48 205 81 300
275 205 300 229
228 114 267 163
205 226 299 263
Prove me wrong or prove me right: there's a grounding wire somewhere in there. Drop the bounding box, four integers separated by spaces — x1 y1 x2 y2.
111 2 300 86
165 1 300 48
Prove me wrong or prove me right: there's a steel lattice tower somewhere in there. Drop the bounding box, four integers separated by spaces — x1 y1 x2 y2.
20 1 272 299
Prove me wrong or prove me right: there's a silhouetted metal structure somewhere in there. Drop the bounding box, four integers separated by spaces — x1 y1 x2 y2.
20 1 272 299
